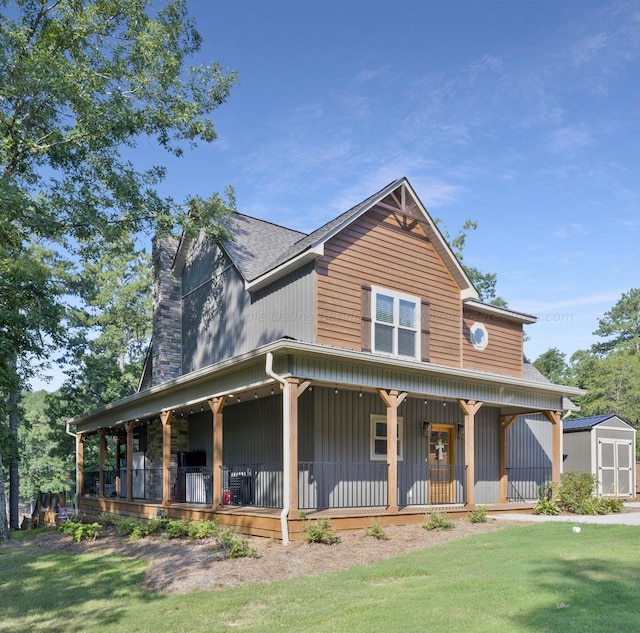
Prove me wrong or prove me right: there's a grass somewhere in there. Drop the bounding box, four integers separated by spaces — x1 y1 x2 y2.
1 523 639 632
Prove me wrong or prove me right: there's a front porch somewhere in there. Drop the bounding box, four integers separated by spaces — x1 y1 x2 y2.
70 341 575 540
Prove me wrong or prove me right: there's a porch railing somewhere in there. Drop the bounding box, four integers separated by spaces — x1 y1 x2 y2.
298 461 389 510
220 463 283 509
506 466 552 502
398 464 467 506
170 467 213 504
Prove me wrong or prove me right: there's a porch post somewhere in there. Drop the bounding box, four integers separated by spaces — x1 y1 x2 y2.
207 396 226 508
457 399 483 508
499 415 518 503
160 410 173 506
542 410 562 487
98 429 106 499
76 434 84 502
286 379 311 514
378 389 408 513
125 420 134 502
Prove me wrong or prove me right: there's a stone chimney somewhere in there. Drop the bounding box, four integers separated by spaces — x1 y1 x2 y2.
151 235 182 386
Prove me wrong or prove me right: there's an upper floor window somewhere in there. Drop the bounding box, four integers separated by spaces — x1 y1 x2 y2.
371 286 420 360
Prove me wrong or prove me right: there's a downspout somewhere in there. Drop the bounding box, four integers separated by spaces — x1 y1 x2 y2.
65 422 79 510
265 352 290 545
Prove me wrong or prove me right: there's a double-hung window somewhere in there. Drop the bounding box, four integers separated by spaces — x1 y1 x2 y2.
371 286 420 360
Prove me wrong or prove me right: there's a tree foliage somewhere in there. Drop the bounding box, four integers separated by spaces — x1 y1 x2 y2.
0 0 237 538
534 289 640 458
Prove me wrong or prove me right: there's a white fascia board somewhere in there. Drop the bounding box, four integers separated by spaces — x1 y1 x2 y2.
245 244 324 291
463 300 538 324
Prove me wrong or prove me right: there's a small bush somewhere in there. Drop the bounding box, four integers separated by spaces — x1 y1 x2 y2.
535 498 561 515
596 497 625 514
217 528 256 558
557 472 597 513
469 505 488 523
364 521 388 540
58 518 102 542
187 520 219 540
166 519 193 539
304 518 341 544
423 512 455 531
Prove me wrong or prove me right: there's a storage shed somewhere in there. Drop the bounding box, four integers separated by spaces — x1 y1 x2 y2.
563 414 637 498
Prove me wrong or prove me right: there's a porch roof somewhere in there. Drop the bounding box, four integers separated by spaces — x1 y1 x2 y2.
68 339 585 434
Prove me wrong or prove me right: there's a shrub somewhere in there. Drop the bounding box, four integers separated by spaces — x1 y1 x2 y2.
469 505 488 523
424 512 455 531
187 520 219 540
217 528 256 558
166 519 193 539
557 472 597 514
535 498 561 515
364 521 388 540
58 517 102 542
304 518 341 544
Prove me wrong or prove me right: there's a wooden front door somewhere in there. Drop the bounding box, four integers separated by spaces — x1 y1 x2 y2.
428 425 454 504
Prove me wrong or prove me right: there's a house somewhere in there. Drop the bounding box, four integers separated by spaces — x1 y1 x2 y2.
563 414 637 498
68 177 585 540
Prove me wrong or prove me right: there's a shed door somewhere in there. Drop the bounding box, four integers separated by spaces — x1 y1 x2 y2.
598 440 633 497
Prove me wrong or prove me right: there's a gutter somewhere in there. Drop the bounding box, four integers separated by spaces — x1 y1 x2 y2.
265 352 290 545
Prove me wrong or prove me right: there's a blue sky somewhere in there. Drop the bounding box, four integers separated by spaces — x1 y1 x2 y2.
35 0 640 389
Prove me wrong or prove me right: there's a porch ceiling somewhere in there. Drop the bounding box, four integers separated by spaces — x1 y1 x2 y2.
69 339 584 434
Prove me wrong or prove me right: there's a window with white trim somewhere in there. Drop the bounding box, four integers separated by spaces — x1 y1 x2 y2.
371 286 420 360
370 414 404 461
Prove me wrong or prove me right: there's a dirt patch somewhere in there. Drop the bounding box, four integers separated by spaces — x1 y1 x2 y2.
25 518 528 594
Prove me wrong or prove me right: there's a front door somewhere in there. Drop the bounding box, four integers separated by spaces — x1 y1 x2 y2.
428 425 454 503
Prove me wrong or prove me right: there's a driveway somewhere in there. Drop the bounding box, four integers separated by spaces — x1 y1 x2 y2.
490 502 640 527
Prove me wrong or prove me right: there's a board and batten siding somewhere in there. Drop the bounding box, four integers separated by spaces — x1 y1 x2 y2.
462 309 523 377
182 238 315 373
563 431 592 474
315 204 462 367
474 406 501 504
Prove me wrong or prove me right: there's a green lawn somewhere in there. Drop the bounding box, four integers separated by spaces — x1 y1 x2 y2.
1 523 638 632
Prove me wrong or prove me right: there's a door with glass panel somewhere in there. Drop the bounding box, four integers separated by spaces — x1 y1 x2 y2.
428 425 454 504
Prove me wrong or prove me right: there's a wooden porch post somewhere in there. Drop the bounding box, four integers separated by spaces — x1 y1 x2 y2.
286 379 311 514
499 414 518 503
457 399 483 508
76 434 84 502
125 421 135 502
160 410 173 506
207 396 226 508
378 389 408 513
542 410 562 486
98 429 106 499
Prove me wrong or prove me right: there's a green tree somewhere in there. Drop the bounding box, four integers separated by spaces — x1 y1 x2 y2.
533 347 568 384
18 390 73 501
592 288 640 355
0 0 237 538
438 218 507 306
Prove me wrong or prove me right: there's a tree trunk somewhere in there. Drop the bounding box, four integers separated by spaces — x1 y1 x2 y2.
8 359 19 531
0 449 9 541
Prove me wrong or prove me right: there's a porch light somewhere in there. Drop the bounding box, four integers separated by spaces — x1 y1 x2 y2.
359 390 363 398
443 401 447 407
254 391 258 399
421 420 431 437
334 387 338 394
457 423 465 439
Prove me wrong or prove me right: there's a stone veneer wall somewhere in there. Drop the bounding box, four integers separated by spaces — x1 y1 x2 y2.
151 235 182 386
146 417 189 469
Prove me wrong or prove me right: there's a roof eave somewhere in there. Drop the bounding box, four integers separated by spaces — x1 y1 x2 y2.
245 244 324 291
463 299 538 324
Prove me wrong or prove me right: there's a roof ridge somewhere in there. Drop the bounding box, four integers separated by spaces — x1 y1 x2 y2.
232 212 308 238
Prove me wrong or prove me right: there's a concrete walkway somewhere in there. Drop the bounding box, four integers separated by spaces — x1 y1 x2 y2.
490 502 640 527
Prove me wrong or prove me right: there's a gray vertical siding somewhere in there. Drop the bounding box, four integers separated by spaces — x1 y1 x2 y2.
474 407 500 504
563 431 592 473
182 248 315 373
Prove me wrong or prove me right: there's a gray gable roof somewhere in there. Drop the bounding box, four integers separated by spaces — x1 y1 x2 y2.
222 213 306 281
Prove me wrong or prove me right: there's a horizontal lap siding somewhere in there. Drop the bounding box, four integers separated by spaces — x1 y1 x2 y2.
462 310 523 377
316 205 462 366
